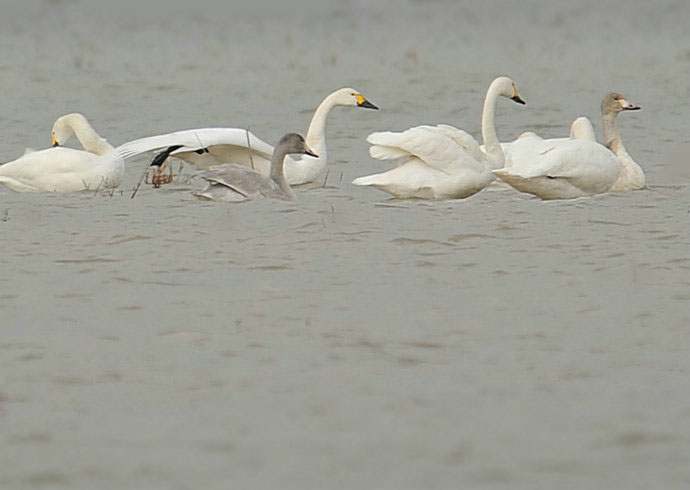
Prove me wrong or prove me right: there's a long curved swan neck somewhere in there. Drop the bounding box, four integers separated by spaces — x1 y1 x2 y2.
269 146 296 200
602 113 625 154
305 93 338 158
603 112 644 190
61 114 114 156
480 82 504 167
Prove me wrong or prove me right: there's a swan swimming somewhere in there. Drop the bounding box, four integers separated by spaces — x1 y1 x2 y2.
494 93 642 199
351 76 525 199
117 88 377 186
194 133 317 202
0 113 124 193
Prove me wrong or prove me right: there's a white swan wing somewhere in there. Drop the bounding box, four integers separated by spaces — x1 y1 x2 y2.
496 139 620 195
367 125 484 175
117 128 275 162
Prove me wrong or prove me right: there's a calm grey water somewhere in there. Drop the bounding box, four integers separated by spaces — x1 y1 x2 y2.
1 1 689 489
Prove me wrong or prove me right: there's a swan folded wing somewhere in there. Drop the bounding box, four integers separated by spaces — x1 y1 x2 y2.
502 141 619 181
197 164 281 198
117 128 275 161
367 125 485 175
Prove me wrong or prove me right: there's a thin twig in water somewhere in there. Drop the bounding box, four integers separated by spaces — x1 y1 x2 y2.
339 172 343 182
93 177 105 197
246 128 255 170
131 165 149 199
322 169 330 188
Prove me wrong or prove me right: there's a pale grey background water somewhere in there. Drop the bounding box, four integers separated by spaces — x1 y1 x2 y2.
1 0 689 489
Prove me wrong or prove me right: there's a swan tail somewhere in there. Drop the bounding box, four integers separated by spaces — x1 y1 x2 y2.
492 169 529 185
493 168 558 189
0 176 38 192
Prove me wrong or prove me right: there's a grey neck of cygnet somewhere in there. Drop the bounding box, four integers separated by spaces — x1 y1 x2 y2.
602 110 644 190
269 147 296 199
602 112 625 155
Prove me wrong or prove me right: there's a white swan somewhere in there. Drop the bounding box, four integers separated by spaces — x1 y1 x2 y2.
351 76 525 199
194 133 317 202
0 113 123 193
117 88 378 186
494 93 642 199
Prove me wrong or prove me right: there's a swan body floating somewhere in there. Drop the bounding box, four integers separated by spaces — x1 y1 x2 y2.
117 88 377 186
0 113 123 193
352 76 525 199
494 93 642 199
194 133 317 202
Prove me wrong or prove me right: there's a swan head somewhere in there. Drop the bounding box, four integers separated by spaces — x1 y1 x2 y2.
491 76 526 105
602 93 640 115
278 133 319 158
51 113 87 147
330 88 378 110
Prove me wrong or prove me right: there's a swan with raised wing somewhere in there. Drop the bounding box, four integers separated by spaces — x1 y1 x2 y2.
117 88 377 186
0 113 123 192
194 133 317 202
351 76 525 199
494 93 642 199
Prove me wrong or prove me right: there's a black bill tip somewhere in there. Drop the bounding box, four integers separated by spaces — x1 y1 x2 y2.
511 95 526 105
358 100 379 110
